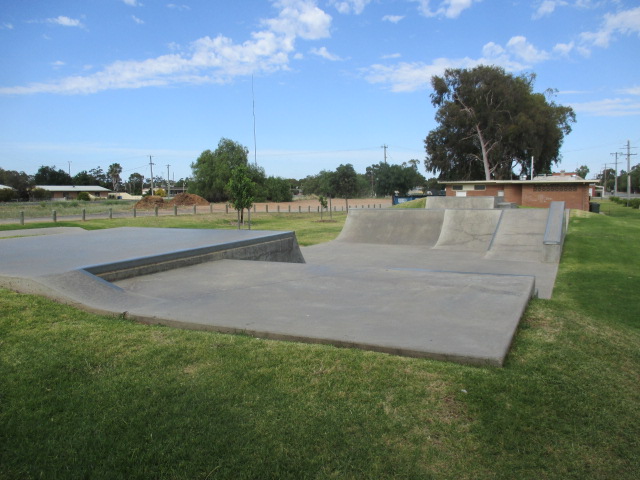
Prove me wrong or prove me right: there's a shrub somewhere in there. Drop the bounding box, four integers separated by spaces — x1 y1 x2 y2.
0 188 15 202
31 188 51 201
154 188 166 197
77 192 91 201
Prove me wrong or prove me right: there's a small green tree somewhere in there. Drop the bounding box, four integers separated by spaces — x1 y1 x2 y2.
77 192 91 201
227 164 255 229
318 195 328 220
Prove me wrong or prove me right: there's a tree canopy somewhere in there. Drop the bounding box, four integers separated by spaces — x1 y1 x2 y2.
34 165 72 185
190 138 292 203
424 65 576 181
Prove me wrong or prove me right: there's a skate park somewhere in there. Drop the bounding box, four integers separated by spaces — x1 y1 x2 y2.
0 198 566 366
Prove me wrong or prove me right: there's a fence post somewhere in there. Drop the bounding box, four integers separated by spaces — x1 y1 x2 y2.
52 210 57 222
174 205 178 216
253 204 256 213
154 206 158 217
299 205 301 213
82 208 86 221
193 205 197 215
277 205 280 213
210 204 213 213
133 207 137 218
225 204 229 214
266 205 269 213
109 208 113 219
19 211 24 225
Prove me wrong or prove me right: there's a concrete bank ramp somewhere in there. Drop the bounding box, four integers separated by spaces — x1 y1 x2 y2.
486 209 549 262
337 209 444 246
434 209 501 251
337 207 565 263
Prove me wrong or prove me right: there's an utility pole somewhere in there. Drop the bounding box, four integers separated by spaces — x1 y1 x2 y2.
623 140 637 206
381 144 388 164
166 164 170 197
67 161 72 177
610 152 620 194
149 155 155 195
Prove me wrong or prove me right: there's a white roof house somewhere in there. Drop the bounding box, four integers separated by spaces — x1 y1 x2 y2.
35 185 112 200
0 184 14 190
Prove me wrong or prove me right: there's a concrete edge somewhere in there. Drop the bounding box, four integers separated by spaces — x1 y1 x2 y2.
85 231 305 281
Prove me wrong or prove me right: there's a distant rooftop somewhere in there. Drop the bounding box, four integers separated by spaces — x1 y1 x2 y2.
35 185 112 192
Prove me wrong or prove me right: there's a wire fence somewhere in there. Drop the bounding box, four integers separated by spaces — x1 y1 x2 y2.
1 201 389 226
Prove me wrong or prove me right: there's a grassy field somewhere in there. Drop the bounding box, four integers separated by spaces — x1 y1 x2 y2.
1 202 639 479
0 200 137 220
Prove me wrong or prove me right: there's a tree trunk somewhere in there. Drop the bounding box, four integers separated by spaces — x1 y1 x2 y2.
475 123 492 180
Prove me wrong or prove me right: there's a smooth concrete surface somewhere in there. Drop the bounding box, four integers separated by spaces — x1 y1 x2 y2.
0 210 562 366
0 227 87 238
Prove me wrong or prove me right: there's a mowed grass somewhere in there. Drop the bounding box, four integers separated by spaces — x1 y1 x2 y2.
0 211 347 246
1 208 639 479
0 200 137 219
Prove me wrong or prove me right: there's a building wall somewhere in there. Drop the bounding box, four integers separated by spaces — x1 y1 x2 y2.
522 184 590 211
445 183 591 210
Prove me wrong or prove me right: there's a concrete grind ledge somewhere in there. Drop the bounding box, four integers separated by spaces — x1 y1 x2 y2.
1 226 540 366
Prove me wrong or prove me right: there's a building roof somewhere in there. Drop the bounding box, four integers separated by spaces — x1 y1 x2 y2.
35 185 112 192
439 175 594 185
0 184 14 190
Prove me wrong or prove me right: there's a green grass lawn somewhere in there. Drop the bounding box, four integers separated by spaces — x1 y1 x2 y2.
1 208 639 479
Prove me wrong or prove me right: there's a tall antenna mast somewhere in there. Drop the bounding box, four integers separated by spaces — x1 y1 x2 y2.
252 75 257 166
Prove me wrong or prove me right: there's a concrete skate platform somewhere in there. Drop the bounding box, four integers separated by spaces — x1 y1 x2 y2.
0 207 564 366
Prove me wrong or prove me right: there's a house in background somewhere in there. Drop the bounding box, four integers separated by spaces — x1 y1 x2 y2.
439 173 595 211
36 185 112 200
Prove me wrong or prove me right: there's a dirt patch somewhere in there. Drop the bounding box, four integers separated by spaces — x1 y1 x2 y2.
134 196 165 209
167 193 210 207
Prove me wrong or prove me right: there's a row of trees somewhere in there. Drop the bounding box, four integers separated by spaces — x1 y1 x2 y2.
598 166 640 194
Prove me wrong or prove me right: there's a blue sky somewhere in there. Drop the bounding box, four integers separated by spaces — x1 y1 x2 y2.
1 0 639 184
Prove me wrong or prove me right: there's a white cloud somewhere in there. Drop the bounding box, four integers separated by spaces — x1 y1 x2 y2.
166 4 190 11
552 41 574 56
310 46 343 61
330 0 371 15
132 15 144 24
617 86 640 95
570 98 640 116
413 0 479 19
0 0 333 95
362 35 552 92
580 6 640 49
122 0 143 6
382 15 405 23
363 57 479 92
1 22 14 30
381 53 402 59
46 16 84 28
533 0 567 19
51 61 65 68
506 36 550 63
264 0 332 40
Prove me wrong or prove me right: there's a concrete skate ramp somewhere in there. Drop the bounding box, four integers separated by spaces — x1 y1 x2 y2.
486 209 549 262
0 225 539 366
434 209 502 251
337 209 444 246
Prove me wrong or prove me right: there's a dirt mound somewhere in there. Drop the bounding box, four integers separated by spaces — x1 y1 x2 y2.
168 193 209 207
135 196 165 209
